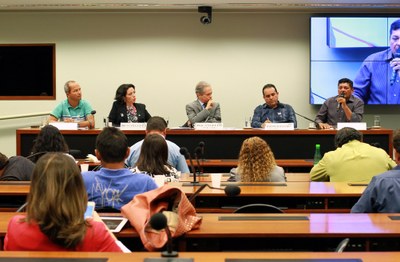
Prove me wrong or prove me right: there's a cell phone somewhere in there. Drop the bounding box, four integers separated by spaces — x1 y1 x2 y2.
84 201 95 219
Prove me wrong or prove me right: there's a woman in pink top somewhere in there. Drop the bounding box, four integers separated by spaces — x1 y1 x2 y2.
4 152 122 252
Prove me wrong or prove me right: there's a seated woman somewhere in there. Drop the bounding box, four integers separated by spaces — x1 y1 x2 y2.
29 125 73 163
131 133 180 181
232 136 286 182
4 152 123 252
108 83 151 126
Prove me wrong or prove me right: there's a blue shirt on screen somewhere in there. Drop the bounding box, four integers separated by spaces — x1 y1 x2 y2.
353 48 400 104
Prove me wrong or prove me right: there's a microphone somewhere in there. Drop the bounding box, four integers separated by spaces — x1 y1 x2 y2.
90 110 96 115
199 141 205 160
179 147 199 185
188 184 241 202
337 92 345 110
194 146 203 174
149 212 178 257
390 49 400 85
294 112 320 129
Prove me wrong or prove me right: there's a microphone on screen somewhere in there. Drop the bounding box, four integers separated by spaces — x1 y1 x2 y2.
391 49 400 85
188 184 241 203
180 147 199 185
336 92 345 111
149 213 178 257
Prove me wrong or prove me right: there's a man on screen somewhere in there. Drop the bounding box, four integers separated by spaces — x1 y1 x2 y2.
251 84 297 128
353 19 400 104
315 78 364 129
49 80 95 129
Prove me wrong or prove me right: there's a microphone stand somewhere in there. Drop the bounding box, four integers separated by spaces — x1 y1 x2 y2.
180 147 201 186
294 112 320 129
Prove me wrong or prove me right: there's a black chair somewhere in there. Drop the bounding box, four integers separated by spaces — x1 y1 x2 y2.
335 238 350 252
233 203 284 214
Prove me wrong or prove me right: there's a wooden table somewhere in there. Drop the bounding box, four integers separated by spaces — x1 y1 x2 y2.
1 251 400 262
2 213 400 252
0 181 29 211
175 181 365 213
17 128 393 161
0 181 362 213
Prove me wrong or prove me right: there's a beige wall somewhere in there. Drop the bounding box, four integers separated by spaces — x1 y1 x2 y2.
0 11 399 156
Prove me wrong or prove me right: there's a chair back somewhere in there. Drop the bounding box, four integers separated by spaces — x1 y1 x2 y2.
233 203 284 214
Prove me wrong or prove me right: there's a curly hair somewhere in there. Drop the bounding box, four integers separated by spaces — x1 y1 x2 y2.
237 136 276 182
25 152 89 249
30 125 69 163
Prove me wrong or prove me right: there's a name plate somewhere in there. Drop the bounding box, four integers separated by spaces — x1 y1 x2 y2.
120 122 147 130
49 122 78 130
264 123 294 130
337 122 367 130
194 122 224 130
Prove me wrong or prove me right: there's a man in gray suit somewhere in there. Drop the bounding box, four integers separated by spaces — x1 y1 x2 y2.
185 81 221 127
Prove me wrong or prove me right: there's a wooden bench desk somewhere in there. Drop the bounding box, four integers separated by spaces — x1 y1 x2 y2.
2 212 400 252
175 181 365 213
1 251 400 262
0 181 362 213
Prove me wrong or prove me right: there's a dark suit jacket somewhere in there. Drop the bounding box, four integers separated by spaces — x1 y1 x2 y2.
108 101 151 126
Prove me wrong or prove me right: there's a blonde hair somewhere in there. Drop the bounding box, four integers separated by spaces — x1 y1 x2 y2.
25 152 89 249
237 136 276 182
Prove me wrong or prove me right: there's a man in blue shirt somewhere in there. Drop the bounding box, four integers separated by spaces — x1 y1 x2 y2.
126 116 190 174
353 19 400 104
82 127 157 211
251 84 297 128
49 80 95 129
351 129 400 213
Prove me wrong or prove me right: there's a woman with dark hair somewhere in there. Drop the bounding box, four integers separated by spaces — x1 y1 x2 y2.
29 125 70 163
4 152 122 252
108 83 151 126
232 136 286 182
131 133 180 180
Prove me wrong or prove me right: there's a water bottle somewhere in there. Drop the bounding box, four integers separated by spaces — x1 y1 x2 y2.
313 144 322 165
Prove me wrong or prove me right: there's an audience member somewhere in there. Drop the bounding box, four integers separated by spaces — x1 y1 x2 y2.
82 127 157 210
315 78 364 129
231 136 286 182
310 127 396 183
4 152 122 252
353 19 400 104
0 152 35 181
49 80 95 129
126 116 189 173
251 84 297 128
108 83 151 126
29 125 71 163
351 129 400 212
131 133 181 181
185 81 221 126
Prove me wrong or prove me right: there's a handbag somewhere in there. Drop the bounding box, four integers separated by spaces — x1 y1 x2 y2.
121 185 202 251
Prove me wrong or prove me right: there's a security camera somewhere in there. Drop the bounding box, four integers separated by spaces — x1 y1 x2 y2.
198 6 212 25
200 16 211 25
